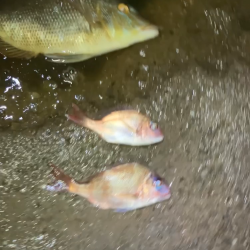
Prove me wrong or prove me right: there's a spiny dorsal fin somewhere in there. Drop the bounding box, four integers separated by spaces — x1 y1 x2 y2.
0 38 37 59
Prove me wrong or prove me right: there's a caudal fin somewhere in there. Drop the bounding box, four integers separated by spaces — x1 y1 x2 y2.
42 163 75 193
65 103 89 127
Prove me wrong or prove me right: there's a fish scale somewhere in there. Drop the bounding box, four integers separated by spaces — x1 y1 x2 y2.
0 1 99 52
98 163 150 194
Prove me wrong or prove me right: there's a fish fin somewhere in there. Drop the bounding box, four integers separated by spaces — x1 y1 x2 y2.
0 39 37 59
95 106 135 120
43 163 78 193
114 208 133 213
122 121 138 135
66 103 90 127
45 53 95 63
135 124 143 136
41 180 69 192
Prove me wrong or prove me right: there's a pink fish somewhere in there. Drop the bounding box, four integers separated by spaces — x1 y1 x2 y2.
65 103 164 146
43 163 171 212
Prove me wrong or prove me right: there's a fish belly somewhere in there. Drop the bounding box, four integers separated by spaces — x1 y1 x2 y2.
100 121 140 145
113 198 166 212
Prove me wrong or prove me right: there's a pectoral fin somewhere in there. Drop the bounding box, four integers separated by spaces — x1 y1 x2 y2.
122 121 138 135
0 38 37 59
45 54 95 63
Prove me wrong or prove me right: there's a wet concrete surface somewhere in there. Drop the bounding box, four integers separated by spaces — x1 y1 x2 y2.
1 0 250 249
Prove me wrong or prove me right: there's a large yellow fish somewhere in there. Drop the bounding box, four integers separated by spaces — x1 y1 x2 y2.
43 162 171 212
66 103 164 146
0 0 159 63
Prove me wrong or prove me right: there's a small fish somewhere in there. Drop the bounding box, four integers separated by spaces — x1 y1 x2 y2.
0 0 159 63
66 103 164 146
43 162 171 212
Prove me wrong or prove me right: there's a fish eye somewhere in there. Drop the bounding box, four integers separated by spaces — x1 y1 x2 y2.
154 180 162 186
150 121 158 130
118 3 130 14
151 175 162 186
154 179 163 191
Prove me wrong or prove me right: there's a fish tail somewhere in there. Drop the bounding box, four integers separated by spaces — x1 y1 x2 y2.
66 103 91 127
42 163 79 194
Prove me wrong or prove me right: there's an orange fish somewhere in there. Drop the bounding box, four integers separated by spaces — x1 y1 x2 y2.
65 103 164 146
43 163 171 212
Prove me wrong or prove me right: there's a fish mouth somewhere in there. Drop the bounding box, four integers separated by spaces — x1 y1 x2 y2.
141 24 159 31
159 133 164 140
162 190 171 199
154 133 164 143
139 25 159 39
163 193 171 200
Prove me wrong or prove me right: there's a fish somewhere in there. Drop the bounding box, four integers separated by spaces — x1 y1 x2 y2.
0 0 159 63
65 103 164 146
43 162 171 212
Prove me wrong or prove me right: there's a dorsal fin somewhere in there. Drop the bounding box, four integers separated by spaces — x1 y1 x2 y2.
95 105 135 119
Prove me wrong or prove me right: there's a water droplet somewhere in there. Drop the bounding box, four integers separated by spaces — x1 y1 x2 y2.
140 50 146 57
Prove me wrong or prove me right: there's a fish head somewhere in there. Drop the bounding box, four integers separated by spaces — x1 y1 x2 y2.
100 2 159 48
139 120 164 144
141 173 171 201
